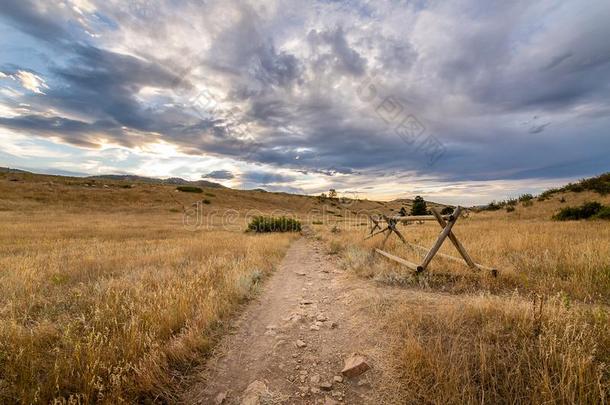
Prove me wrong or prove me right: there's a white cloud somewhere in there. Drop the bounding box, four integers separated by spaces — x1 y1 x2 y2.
12 70 49 94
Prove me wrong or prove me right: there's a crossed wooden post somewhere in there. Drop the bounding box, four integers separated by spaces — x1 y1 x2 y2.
367 207 497 276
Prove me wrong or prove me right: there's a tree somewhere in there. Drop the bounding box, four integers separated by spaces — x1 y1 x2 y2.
410 196 428 216
328 189 337 199
399 207 407 216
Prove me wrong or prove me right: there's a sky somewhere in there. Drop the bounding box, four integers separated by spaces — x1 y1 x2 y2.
0 0 609 205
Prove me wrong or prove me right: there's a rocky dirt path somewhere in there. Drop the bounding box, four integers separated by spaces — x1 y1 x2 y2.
184 237 404 405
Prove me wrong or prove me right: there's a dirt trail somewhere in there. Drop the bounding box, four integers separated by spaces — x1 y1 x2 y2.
185 237 410 404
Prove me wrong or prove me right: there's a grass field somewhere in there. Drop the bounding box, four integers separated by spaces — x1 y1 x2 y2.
0 175 301 403
317 191 610 403
1 172 609 403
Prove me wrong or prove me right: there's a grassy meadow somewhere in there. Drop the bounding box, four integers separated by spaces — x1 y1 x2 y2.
0 174 301 403
1 171 609 403
316 190 610 404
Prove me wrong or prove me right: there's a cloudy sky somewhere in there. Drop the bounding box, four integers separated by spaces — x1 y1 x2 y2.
1 0 609 205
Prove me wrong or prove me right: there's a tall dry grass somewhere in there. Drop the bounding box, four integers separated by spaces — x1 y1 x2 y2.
315 198 610 403
373 294 609 404
318 213 610 302
0 210 295 403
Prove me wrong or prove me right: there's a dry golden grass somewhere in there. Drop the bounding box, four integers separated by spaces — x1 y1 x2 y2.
2 172 609 403
316 195 610 403
372 294 609 404
0 177 298 403
318 207 610 302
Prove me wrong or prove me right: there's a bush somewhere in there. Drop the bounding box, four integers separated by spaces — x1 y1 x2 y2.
441 206 454 215
594 206 610 220
176 186 203 193
553 202 604 221
506 206 515 213
246 216 301 233
540 173 610 197
485 201 503 211
518 193 533 202
202 199 211 204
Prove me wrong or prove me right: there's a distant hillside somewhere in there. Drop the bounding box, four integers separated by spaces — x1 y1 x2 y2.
86 174 226 189
0 167 30 174
541 172 610 197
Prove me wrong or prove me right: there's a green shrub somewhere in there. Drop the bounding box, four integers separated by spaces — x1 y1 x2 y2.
441 206 454 215
518 193 533 202
506 206 515 213
202 199 211 204
553 202 604 221
176 186 203 193
594 206 610 220
540 173 610 197
485 201 503 211
247 216 301 233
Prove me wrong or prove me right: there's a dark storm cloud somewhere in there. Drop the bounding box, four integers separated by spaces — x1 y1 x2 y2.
203 170 235 180
0 114 124 148
1 0 610 189
46 44 188 132
308 26 367 76
0 0 70 43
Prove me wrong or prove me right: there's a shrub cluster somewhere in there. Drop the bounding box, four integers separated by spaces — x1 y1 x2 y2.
553 201 610 221
481 193 535 211
541 172 610 198
247 216 302 233
176 186 203 193
441 206 454 215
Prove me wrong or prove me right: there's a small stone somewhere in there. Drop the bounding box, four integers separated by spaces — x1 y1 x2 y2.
242 380 268 405
319 382 333 391
357 380 371 388
300 299 314 305
296 339 307 348
316 314 327 322
310 374 321 384
295 271 307 276
310 325 320 331
214 392 226 404
329 322 338 329
341 354 370 378
333 375 343 383
310 387 321 394
315 321 323 327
